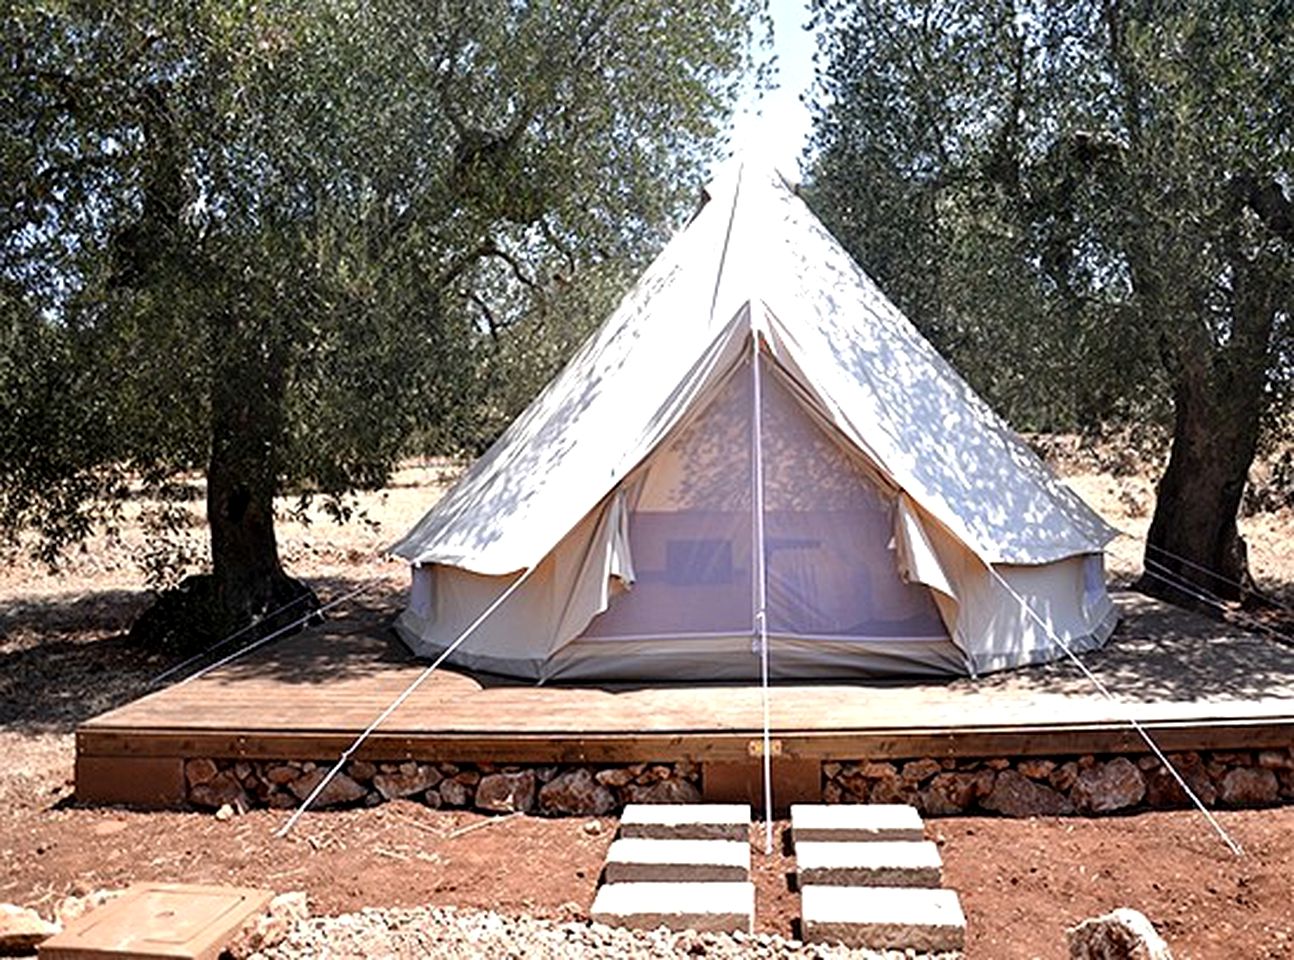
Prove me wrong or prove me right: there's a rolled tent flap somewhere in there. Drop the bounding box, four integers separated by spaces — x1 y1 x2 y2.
550 490 636 657
894 494 959 604
395 485 646 679
891 492 1117 674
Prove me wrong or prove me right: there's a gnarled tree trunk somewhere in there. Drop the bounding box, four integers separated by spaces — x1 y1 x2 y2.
1139 362 1262 603
1138 250 1278 605
132 317 318 655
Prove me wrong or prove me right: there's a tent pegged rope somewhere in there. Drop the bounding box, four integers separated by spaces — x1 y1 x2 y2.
274 565 536 839
987 564 1244 857
750 334 775 855
151 585 331 687
171 580 379 688
1103 535 1293 648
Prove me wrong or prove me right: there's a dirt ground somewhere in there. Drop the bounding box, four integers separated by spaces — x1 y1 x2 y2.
2 452 1294 958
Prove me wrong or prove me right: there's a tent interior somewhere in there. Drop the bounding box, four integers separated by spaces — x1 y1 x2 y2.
571 349 959 674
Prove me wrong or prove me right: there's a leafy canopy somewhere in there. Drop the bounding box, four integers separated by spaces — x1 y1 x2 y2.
806 0 1292 438
1 0 765 568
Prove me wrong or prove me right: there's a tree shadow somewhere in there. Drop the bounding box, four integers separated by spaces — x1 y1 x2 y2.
963 592 1294 704
0 589 160 733
0 575 408 732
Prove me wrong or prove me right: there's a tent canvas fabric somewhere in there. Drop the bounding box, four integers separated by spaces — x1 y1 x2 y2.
389 162 1119 682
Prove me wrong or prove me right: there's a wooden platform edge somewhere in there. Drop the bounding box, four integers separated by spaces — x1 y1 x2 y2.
76 716 1294 766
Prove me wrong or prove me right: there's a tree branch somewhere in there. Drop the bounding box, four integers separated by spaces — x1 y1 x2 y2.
1234 175 1293 243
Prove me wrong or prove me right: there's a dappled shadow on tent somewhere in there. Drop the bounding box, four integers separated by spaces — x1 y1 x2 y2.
761 181 1113 565
393 208 727 568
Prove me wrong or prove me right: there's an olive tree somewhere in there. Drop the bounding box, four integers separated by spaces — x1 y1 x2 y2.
1 0 764 647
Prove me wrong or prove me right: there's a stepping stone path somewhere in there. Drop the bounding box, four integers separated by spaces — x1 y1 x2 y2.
791 802 925 844
620 802 751 841
590 803 754 934
801 885 967 954
791 803 966 953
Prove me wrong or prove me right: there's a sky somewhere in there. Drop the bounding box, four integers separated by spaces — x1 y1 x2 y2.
728 0 821 179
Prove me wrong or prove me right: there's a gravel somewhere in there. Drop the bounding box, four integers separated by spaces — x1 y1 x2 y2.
251 905 961 959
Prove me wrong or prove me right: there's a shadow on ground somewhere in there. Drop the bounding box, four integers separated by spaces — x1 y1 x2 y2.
0 575 405 733
958 593 1294 704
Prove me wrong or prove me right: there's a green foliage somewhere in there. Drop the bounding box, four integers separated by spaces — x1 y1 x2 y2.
1 0 763 567
806 0 1292 437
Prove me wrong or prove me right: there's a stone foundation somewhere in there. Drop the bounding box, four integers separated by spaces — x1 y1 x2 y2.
183 747 1294 818
184 759 701 816
822 747 1294 816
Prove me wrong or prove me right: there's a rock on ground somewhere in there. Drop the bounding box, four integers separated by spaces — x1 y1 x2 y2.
538 768 616 816
0 903 60 954
981 769 1074 817
1067 908 1173 960
1072 758 1146 814
55 889 125 927
227 891 310 960
1219 767 1279 806
475 771 537 813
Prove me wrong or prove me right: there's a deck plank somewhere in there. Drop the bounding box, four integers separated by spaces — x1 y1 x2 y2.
76 593 1294 770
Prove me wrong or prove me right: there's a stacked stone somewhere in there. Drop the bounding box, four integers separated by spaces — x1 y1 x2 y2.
821 746 1294 817
183 747 1292 817
184 758 702 815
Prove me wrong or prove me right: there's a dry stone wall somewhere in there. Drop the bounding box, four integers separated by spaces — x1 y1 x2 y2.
822 747 1294 816
182 747 1294 817
184 758 702 815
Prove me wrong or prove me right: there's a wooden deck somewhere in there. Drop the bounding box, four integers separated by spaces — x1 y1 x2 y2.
76 592 1294 805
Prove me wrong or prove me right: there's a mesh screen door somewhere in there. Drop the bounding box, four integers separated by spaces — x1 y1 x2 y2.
581 352 947 643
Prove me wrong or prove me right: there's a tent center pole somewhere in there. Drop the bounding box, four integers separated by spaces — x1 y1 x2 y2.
750 328 774 855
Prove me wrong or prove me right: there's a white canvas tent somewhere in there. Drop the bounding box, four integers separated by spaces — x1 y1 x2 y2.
389 162 1119 682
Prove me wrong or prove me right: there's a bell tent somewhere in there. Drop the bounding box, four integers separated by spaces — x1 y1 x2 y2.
389 162 1118 682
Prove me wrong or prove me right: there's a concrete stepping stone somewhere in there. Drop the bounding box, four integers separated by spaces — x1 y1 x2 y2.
619 803 750 841
795 840 943 888
590 881 754 934
801 885 966 952
790 803 924 844
603 838 750 883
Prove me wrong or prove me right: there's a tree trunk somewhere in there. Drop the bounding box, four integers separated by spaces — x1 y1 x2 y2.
1138 364 1260 603
205 323 317 634
130 317 318 656
1138 253 1277 606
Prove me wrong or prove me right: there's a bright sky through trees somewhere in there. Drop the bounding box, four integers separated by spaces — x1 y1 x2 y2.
729 0 818 177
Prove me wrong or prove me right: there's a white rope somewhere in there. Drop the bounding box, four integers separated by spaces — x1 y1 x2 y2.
1132 534 1294 620
274 565 536 839
985 563 1244 857
172 579 379 688
751 334 775 855
1142 557 1294 648
1103 523 1294 621
151 585 327 686
1103 536 1293 647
